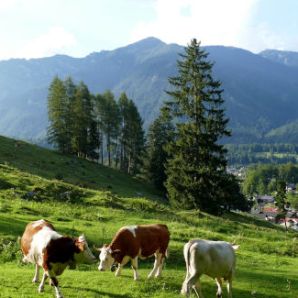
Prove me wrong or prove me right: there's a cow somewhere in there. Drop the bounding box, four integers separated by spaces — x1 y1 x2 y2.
21 219 96 298
98 224 170 280
181 239 239 298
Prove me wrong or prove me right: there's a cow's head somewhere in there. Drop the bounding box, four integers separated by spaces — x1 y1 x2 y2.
98 245 121 271
74 234 96 264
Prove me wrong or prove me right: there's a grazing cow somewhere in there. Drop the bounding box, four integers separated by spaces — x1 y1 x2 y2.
98 224 170 280
21 219 96 298
181 239 239 298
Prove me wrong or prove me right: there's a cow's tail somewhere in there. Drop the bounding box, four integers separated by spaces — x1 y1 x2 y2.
183 240 194 278
181 240 194 295
165 248 169 258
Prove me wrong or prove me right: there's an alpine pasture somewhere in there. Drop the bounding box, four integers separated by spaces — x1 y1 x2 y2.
0 136 297 298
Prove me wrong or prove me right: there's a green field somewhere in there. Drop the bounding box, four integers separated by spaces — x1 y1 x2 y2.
0 136 297 298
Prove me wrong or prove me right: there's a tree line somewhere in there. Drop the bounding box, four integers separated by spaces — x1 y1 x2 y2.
47 77 144 175
48 39 249 214
243 163 298 196
226 143 298 165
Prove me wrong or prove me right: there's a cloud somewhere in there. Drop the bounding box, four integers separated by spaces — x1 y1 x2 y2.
0 0 17 12
20 27 77 59
130 0 258 48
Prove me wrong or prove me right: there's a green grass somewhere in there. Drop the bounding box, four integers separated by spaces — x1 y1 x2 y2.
0 135 297 298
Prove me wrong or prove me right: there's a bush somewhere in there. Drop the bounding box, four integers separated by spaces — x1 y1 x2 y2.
0 238 21 263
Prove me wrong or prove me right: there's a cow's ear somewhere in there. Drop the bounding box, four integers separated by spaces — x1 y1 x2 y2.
111 249 121 257
75 238 85 252
78 234 86 243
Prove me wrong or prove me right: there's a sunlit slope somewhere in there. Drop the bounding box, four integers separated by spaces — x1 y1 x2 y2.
0 135 297 298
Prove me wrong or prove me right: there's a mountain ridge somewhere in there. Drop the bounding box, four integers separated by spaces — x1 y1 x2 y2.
1 37 298 143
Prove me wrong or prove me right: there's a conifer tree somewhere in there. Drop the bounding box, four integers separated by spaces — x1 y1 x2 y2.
118 93 145 174
93 93 106 164
101 91 120 166
146 106 174 192
71 82 94 157
126 99 145 175
165 39 232 213
118 93 131 172
47 76 70 153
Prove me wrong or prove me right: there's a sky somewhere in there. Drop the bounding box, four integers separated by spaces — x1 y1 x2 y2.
0 0 297 60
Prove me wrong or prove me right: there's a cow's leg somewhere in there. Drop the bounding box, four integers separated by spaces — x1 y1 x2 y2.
155 254 164 278
148 253 161 278
115 263 122 277
38 272 48 293
227 276 233 298
183 273 203 298
131 257 139 280
50 276 63 298
193 278 204 298
32 264 40 283
215 277 223 298
115 256 130 277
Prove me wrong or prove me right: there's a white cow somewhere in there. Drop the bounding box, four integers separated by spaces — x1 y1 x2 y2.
181 239 239 298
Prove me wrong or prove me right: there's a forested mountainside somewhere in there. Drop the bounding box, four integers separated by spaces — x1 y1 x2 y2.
1 37 298 143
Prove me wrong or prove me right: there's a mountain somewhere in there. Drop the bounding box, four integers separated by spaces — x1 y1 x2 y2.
1 37 298 143
260 49 298 68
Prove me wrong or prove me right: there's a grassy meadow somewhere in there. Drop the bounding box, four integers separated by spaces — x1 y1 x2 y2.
0 136 297 298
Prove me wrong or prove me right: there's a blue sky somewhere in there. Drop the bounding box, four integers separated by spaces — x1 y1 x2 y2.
0 0 297 60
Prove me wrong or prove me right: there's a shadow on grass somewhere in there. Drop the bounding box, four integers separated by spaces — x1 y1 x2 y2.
63 286 131 297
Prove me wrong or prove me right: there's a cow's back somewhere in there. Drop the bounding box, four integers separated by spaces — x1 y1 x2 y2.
190 240 235 278
135 224 170 257
21 219 61 264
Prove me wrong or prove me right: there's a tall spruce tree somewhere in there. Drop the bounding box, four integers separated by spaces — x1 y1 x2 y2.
71 82 94 157
118 93 145 174
146 106 174 193
165 39 232 213
126 99 145 175
101 91 120 167
118 93 131 172
47 76 70 153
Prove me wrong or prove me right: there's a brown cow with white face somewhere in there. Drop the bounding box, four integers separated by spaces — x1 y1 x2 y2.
98 224 170 280
21 219 96 298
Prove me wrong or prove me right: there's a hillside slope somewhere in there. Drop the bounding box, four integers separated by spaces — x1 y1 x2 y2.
1 38 298 143
0 136 297 297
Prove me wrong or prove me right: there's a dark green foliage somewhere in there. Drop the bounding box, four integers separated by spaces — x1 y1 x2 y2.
164 39 238 214
275 180 287 211
226 143 298 166
48 77 99 159
117 93 145 174
47 78 145 175
243 163 298 195
47 77 71 153
145 107 174 193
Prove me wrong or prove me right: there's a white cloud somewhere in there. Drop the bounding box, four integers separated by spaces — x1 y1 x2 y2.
0 0 17 12
130 0 259 49
20 27 77 59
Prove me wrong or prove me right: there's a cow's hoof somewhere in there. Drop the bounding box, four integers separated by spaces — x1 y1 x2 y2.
32 278 39 283
38 286 44 293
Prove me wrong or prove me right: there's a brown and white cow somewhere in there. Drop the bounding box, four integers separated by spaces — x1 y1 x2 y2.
21 219 96 298
181 239 239 298
98 224 170 280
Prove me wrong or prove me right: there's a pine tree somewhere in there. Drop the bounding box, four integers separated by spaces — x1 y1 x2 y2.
71 82 93 157
101 91 120 167
126 99 145 175
165 39 232 213
146 106 174 193
47 76 70 153
118 93 131 171
63 77 76 153
93 94 106 164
